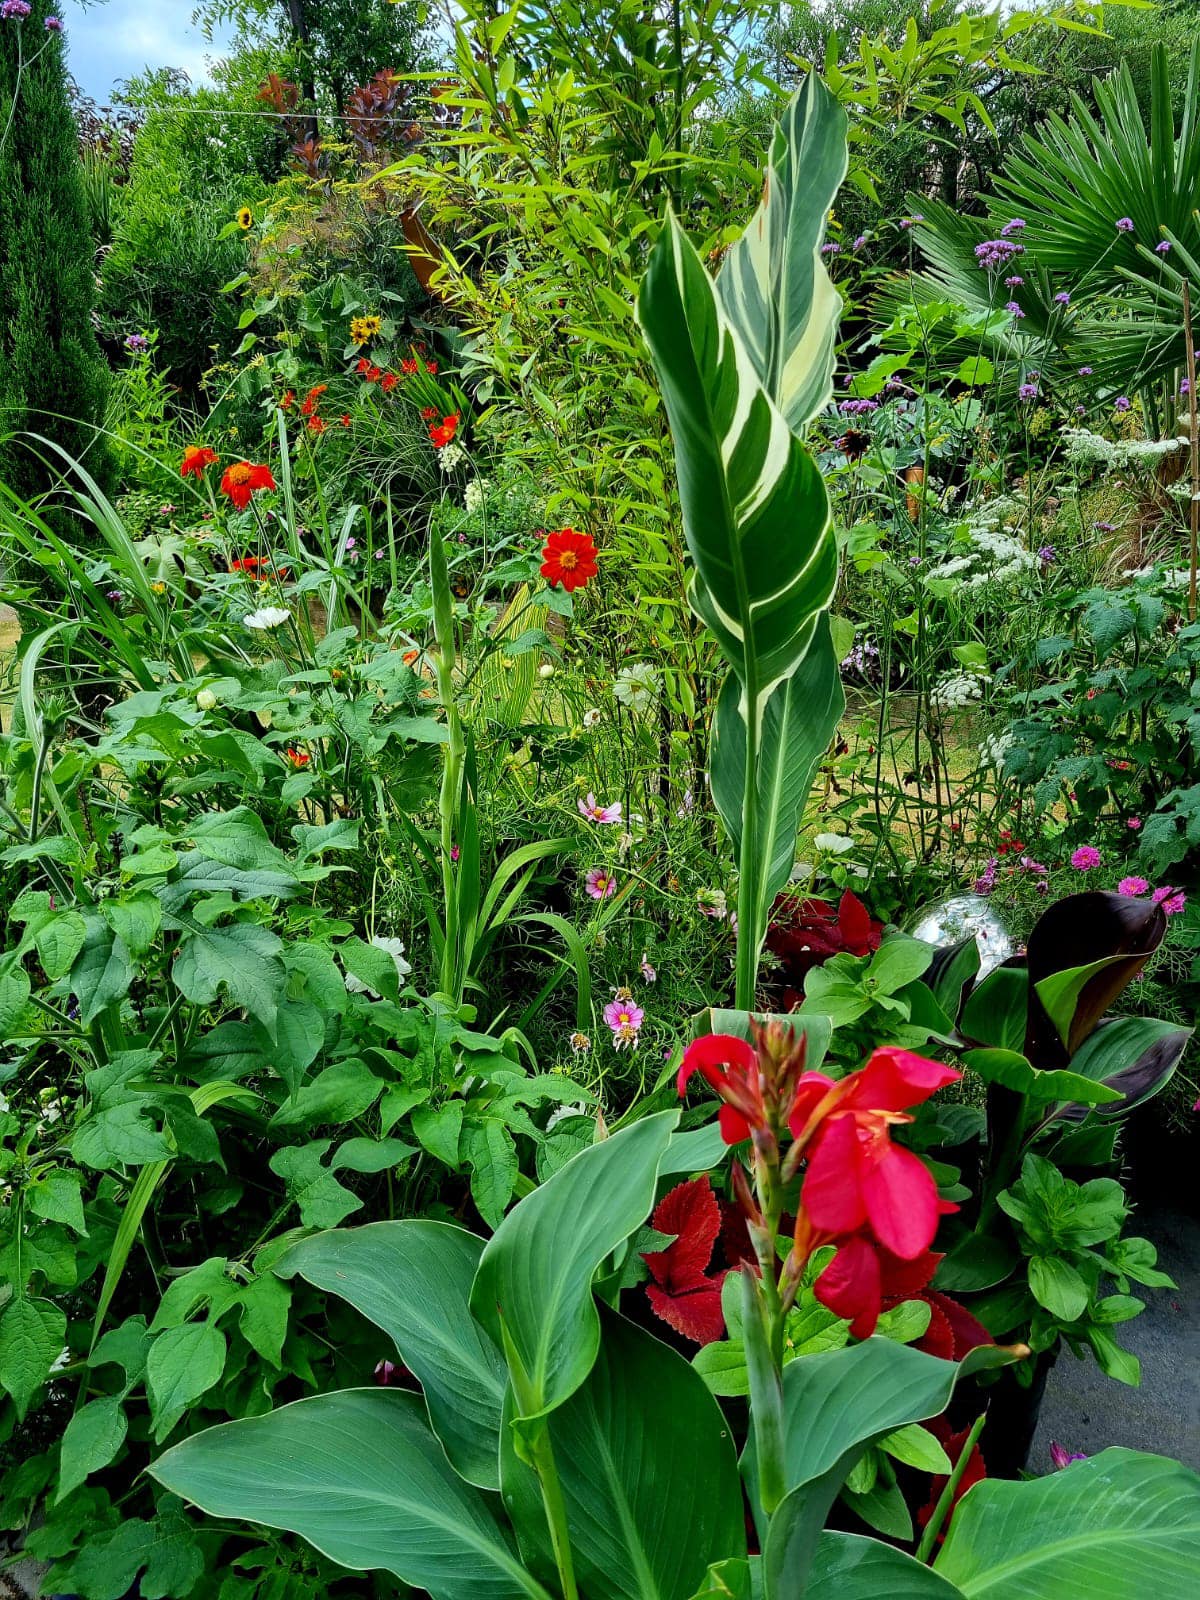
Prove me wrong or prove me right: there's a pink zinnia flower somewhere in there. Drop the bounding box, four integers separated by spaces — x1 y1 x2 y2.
1070 845 1101 871
1127 817 1142 830
578 793 622 824
1118 876 1149 897
585 868 616 900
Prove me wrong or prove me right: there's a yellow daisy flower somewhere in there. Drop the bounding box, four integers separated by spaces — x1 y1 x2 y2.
349 314 383 346
237 207 254 230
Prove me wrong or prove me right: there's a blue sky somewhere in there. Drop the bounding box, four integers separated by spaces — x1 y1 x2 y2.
63 0 235 100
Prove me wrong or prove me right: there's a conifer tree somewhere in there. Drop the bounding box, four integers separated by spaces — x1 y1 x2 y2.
0 1 109 506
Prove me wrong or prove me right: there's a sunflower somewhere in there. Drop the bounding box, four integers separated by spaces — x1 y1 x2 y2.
236 207 254 230
349 314 382 346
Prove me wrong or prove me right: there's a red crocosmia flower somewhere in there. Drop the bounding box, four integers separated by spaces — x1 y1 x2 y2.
678 1033 761 1145
180 445 219 479
220 461 277 511
766 889 883 1008
790 1048 960 1260
381 371 400 392
420 405 437 420
308 415 327 434
340 414 352 428
917 1417 987 1540
425 359 438 374
429 412 460 448
642 1177 728 1345
356 356 373 376
539 527 598 593
300 384 327 417
285 747 310 769
280 389 295 410
399 358 419 377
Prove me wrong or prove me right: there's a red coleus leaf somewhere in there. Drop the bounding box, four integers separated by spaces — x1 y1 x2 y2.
642 1177 728 1345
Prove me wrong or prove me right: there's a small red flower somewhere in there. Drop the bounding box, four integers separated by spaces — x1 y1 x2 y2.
181 445 219 479
429 412 460 448
339 414 351 428
420 405 437 420
356 357 373 376
308 415 327 434
642 1178 728 1345
539 527 598 593
220 461 277 511
285 747 311 769
425 359 438 374
280 389 295 410
300 384 327 418
399 358 419 377
381 371 399 393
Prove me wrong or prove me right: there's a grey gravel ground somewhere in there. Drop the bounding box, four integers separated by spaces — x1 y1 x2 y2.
1033 1202 1200 1471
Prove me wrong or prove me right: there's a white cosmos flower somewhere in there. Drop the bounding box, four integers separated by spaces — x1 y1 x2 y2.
813 833 855 854
613 663 662 713
243 606 290 631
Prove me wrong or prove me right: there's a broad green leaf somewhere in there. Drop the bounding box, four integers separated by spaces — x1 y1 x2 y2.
253 995 324 1096
935 1448 1200 1598
0 1296 66 1420
27 1167 86 1233
172 921 286 1036
809 1533 963 1598
331 1135 417 1172
101 893 161 957
152 1389 547 1600
57 1396 128 1501
467 1119 519 1230
412 1100 465 1166
959 966 1027 1052
867 934 934 994
63 1510 205 1600
269 1058 381 1128
471 1110 678 1432
501 1308 746 1600
278 1221 507 1490
759 1339 1017 1599
962 1048 1122 1107
0 957 31 1033
1061 1015 1191 1118
1028 1255 1089 1321
268 1140 363 1229
877 1423 951 1474
955 355 994 385
33 908 87 978
146 1321 227 1441
70 915 134 1025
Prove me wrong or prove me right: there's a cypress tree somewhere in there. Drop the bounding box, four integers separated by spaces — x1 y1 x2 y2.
0 1 109 507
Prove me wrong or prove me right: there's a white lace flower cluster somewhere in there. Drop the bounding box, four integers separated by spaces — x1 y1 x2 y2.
464 477 489 514
438 441 467 472
1063 428 1185 469
931 670 984 713
928 524 1035 588
978 728 1014 769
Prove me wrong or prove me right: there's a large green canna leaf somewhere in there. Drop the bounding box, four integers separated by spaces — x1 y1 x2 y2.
934 1448 1200 1599
500 1308 746 1600
710 614 845 932
808 1533 964 1599
716 72 848 433
470 1110 678 1434
759 1338 1016 1600
150 1388 552 1600
636 76 847 1001
275 1220 507 1489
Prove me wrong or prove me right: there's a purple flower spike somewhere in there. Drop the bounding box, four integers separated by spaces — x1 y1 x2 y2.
1018 382 1039 401
999 218 1026 237
0 0 32 17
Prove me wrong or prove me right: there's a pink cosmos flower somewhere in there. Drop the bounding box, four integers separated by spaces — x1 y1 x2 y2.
604 997 644 1050
585 867 617 900
1127 817 1142 830
1070 845 1101 871
578 793 623 824
1118 876 1150 897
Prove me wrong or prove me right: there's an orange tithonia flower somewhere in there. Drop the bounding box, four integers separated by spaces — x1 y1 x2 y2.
540 527 598 593
220 461 277 511
181 446 219 479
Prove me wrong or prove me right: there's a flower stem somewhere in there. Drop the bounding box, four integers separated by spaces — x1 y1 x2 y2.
915 1410 986 1563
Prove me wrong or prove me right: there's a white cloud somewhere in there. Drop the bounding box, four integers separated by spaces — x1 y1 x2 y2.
63 0 234 99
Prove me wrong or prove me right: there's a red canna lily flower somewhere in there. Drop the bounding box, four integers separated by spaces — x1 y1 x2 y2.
813 1237 992 1347
790 1048 960 1260
540 527 598 593
220 461 277 511
429 412 460 448
677 1032 761 1145
181 445 219 479
642 1177 728 1345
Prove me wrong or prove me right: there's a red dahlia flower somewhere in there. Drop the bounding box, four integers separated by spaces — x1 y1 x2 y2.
789 1047 960 1260
540 527 598 593
180 445 219 479
642 1177 728 1345
220 461 277 511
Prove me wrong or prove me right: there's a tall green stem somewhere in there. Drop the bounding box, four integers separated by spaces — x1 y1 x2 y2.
430 527 466 1003
734 689 760 1011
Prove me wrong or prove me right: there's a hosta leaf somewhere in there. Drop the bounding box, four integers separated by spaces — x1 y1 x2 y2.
151 1389 543 1599
278 1220 507 1489
934 1448 1200 1598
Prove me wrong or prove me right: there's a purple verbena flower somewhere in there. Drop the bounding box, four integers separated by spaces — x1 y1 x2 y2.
0 1 32 18
1115 217 1135 233
45 11 62 29
1004 301 1025 318
1155 240 1172 254
1054 291 1071 305
820 242 841 256
1078 366 1093 376
1004 275 1024 287
1037 544 1057 563
1182 379 1192 396
852 234 868 250
975 238 1025 269
124 333 149 353
999 218 1026 237
838 398 879 416
1018 381 1039 401
1114 395 1131 413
